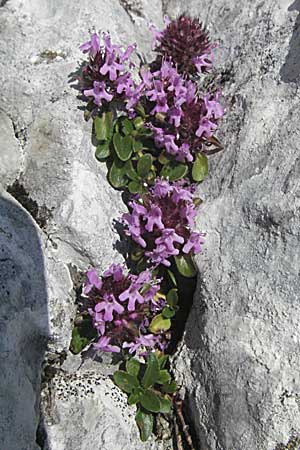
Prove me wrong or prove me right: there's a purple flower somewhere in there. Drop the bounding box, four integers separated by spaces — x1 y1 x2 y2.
145 205 164 232
155 228 184 255
182 231 205 254
94 336 120 353
153 179 172 197
120 44 136 63
89 308 106 335
95 294 124 322
204 93 224 119
193 54 213 72
171 185 194 203
123 334 158 354
80 33 101 56
119 283 145 312
83 268 102 295
83 81 113 106
115 72 134 94
103 263 124 282
100 52 124 81
145 244 172 267
196 117 218 138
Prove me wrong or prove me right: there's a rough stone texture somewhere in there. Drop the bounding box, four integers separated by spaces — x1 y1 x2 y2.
0 191 48 450
0 1 167 449
40 364 172 450
164 1 300 449
0 110 21 186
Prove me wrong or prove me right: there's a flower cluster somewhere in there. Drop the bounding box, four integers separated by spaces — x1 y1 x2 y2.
150 15 214 77
79 32 139 112
122 179 205 267
142 60 224 162
82 264 167 354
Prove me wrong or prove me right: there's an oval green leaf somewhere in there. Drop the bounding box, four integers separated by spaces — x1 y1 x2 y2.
158 395 172 414
132 139 143 153
162 380 178 394
162 306 176 319
124 159 140 181
161 162 188 181
122 118 134 135
192 153 208 182
113 133 133 161
94 112 113 141
166 288 178 307
95 142 110 161
140 390 161 413
109 160 128 188
174 254 197 278
142 353 160 389
157 370 171 385
137 154 152 178
128 180 143 194
126 358 140 377
149 314 171 334
136 408 154 442
113 370 139 394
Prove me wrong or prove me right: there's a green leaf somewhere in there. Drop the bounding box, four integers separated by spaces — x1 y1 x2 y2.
140 389 161 413
128 180 143 194
124 160 140 181
113 370 139 394
142 353 160 389
157 353 169 369
136 409 153 442
126 358 140 377
162 306 176 319
158 152 169 165
166 289 179 307
132 139 143 153
95 142 110 160
94 112 113 141
158 395 172 413
109 160 128 188
128 387 145 405
157 370 171 385
122 118 134 135
162 380 177 394
174 254 197 278
192 153 208 182
113 133 133 161
149 314 171 334
167 269 177 286
133 117 144 129
161 162 188 181
137 154 152 178
70 327 90 354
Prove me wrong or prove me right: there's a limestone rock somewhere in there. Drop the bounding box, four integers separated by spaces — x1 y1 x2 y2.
0 110 21 187
0 191 48 450
0 1 169 449
164 1 300 449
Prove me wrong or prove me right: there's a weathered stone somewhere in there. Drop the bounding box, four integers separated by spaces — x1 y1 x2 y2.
164 1 300 449
0 1 170 449
0 110 21 187
0 191 48 450
40 367 172 450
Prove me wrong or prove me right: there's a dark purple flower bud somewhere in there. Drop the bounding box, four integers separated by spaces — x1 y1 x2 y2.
153 15 213 77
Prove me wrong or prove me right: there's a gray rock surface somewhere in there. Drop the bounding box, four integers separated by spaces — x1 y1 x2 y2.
163 1 300 449
2 0 299 449
0 1 167 449
0 191 48 450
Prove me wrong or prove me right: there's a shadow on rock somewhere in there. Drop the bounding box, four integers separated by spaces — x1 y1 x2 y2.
0 193 49 450
280 0 300 83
